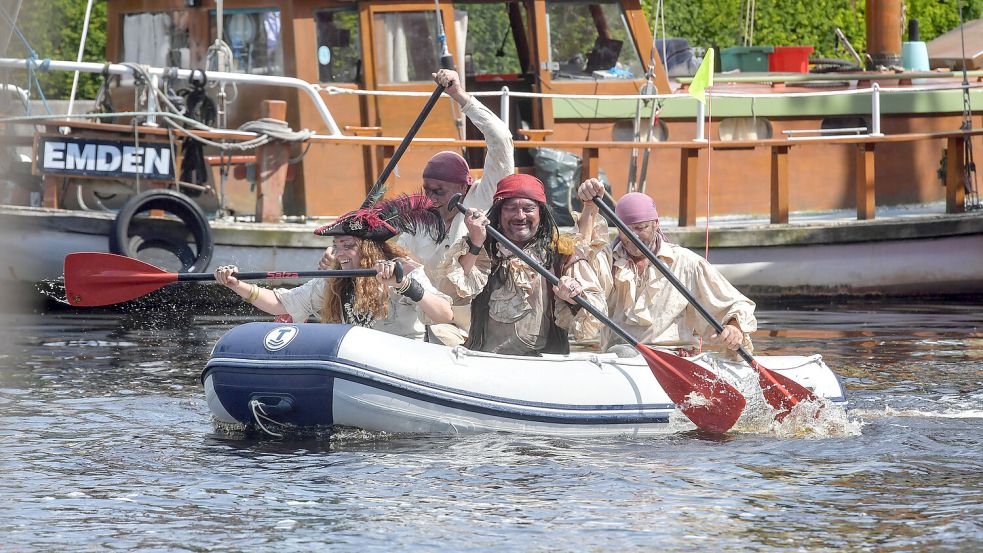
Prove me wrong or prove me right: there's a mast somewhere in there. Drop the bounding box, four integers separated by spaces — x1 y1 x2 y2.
865 0 903 68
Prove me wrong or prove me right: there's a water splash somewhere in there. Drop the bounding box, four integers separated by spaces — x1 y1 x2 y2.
36 277 71 305
732 385 863 438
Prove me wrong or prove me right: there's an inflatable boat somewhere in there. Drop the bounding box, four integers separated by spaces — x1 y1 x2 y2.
201 322 847 436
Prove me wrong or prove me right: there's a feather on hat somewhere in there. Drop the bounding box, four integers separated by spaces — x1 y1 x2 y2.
314 193 446 243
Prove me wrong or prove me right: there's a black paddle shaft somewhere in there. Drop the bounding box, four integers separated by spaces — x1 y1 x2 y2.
175 269 379 282
372 84 446 191
447 194 639 346
590 197 755 366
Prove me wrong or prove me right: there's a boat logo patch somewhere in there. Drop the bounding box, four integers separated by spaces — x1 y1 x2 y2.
264 326 299 352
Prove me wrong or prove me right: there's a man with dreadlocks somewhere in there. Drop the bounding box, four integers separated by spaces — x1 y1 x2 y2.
574 178 756 355
215 194 453 340
436 174 603 356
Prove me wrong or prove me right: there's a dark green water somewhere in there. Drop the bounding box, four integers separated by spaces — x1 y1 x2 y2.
1 300 981 551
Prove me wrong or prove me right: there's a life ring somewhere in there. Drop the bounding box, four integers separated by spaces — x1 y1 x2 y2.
110 189 214 273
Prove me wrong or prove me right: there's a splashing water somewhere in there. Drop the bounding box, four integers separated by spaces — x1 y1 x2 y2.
733 385 863 438
35 277 71 305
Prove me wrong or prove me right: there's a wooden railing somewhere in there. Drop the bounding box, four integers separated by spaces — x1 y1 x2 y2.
308 128 983 225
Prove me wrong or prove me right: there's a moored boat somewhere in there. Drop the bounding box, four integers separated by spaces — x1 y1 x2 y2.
201 322 846 436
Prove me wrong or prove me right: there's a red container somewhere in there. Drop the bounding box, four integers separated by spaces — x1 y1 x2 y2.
769 46 814 73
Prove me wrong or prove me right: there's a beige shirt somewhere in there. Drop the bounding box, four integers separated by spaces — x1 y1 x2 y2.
436 236 605 349
583 217 757 351
273 266 449 341
397 97 513 340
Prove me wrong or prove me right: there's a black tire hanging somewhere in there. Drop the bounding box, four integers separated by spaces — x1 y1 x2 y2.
109 189 214 273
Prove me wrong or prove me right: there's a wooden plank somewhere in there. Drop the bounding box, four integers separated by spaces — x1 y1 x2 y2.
855 143 876 220
945 136 966 214
770 145 790 224
581 148 600 180
678 148 699 226
42 174 60 209
255 100 288 223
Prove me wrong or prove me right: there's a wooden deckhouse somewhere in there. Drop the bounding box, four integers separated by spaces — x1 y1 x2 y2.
57 1 983 222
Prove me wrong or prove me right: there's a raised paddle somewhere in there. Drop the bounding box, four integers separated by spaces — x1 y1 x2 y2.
588 196 817 419
63 252 393 307
448 194 746 433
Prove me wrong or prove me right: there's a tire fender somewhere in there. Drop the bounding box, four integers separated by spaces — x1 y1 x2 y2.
109 189 214 272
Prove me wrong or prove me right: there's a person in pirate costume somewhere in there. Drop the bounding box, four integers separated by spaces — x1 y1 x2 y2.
215 194 453 340
435 174 604 356
573 178 756 355
317 69 514 346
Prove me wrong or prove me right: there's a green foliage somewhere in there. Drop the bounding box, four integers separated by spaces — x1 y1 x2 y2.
5 0 108 100
645 0 981 60
460 3 522 75
904 0 982 40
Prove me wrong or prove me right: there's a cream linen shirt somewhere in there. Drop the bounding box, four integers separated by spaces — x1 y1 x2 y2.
583 217 757 351
397 96 514 342
436 236 605 347
272 266 449 341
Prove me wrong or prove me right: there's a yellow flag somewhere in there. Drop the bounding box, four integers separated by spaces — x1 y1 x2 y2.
689 48 714 103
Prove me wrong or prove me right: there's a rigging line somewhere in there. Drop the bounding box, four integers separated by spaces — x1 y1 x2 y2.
66 0 95 118
956 0 979 209
704 91 712 260
0 0 23 56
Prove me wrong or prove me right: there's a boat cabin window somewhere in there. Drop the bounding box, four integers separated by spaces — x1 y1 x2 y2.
456 3 526 77
121 12 193 68
719 118 773 141
546 0 642 80
315 9 362 83
372 12 439 83
209 9 284 76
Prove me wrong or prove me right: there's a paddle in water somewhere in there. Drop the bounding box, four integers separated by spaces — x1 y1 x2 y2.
447 194 745 433
63 252 388 307
589 196 817 420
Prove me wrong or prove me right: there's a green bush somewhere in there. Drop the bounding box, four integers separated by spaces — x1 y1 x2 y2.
4 0 107 101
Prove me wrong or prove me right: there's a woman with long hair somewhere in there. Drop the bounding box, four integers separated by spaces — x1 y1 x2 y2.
215 194 453 340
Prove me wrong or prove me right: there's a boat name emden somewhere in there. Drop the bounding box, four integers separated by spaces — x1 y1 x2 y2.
37 137 175 180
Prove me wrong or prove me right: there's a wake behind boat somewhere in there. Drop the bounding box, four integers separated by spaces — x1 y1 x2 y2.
201 322 846 437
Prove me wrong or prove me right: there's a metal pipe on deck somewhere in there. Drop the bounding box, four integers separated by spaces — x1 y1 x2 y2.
865 0 903 68
0 58 343 136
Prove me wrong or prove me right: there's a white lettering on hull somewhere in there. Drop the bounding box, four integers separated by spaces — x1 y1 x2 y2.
38 138 174 180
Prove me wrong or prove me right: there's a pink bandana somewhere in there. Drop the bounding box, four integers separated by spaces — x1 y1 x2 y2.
423 152 473 186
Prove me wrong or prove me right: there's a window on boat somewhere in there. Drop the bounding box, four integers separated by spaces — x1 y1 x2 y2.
372 12 440 83
121 12 193 68
208 9 284 76
315 8 362 83
456 2 527 77
718 117 773 141
546 0 643 80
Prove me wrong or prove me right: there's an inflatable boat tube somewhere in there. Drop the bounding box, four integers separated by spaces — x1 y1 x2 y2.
201 323 847 437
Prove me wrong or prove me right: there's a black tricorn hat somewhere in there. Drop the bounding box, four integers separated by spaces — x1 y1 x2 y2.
314 193 446 243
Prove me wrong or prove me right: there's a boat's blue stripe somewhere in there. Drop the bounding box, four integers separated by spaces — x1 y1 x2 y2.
203 359 675 425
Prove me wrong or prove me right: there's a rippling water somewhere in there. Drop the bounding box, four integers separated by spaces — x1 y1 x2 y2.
2 300 981 551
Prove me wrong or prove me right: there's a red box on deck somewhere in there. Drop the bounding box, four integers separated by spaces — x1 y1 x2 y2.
769 46 814 73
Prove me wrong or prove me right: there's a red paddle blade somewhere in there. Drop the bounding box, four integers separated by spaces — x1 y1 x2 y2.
64 252 178 307
638 346 746 433
752 359 818 421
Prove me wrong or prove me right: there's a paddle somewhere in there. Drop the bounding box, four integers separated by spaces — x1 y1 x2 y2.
448 194 745 433
364 82 446 203
63 252 390 307
588 197 817 419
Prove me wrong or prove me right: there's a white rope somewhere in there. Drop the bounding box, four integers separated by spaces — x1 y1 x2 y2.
249 399 284 438
322 82 983 101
